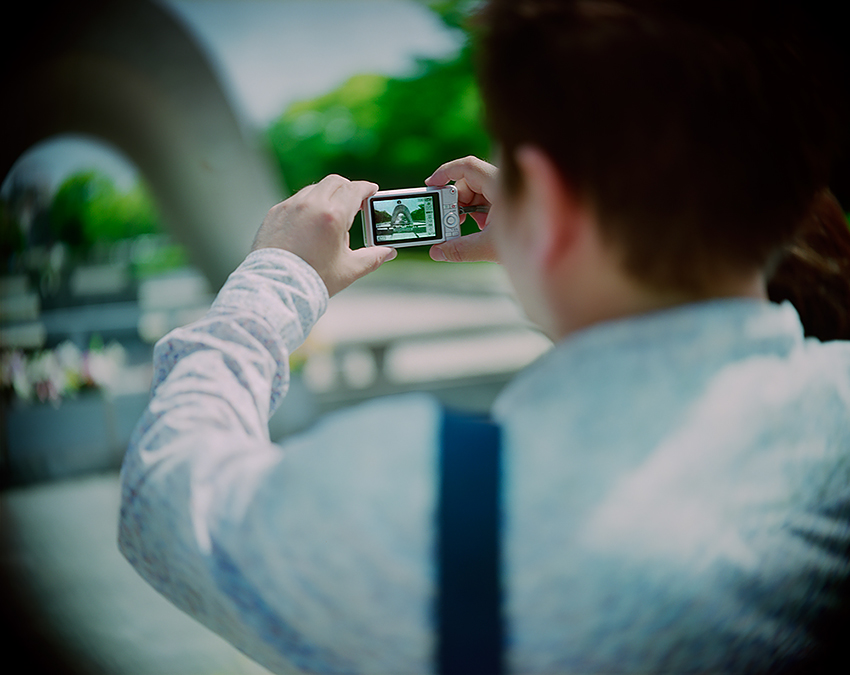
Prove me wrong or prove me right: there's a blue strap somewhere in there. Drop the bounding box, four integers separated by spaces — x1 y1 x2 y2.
437 409 504 675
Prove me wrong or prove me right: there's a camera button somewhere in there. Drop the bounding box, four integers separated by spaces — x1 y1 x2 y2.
445 214 457 226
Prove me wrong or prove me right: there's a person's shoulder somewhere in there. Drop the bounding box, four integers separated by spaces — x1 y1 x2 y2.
797 335 850 373
307 392 444 444
276 393 445 493
805 336 850 353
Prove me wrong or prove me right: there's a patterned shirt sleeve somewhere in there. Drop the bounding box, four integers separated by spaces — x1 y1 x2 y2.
118 248 335 672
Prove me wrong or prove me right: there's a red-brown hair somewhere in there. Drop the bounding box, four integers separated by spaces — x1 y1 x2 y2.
768 190 850 341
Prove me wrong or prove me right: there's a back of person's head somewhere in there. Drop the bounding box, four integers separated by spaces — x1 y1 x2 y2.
474 0 845 295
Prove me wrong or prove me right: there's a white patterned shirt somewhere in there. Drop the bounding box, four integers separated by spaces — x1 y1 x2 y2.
119 248 850 673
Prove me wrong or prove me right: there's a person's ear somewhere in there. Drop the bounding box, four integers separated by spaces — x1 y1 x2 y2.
514 145 586 271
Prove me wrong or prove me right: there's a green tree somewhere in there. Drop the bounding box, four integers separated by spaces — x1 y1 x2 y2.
266 1 491 249
0 199 25 263
266 60 491 250
267 52 490 193
49 171 161 251
86 183 161 242
423 0 482 31
49 171 102 249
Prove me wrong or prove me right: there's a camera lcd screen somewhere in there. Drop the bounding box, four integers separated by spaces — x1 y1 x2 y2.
370 193 443 245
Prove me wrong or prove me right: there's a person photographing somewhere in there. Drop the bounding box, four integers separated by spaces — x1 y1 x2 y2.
120 1 850 672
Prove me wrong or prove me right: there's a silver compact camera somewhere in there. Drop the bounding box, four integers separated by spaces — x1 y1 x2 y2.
362 186 461 248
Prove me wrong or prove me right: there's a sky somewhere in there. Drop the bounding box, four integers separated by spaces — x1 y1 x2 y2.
3 0 462 197
165 0 462 127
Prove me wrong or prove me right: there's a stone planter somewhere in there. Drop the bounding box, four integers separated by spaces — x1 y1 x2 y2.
2 390 149 485
2 373 319 485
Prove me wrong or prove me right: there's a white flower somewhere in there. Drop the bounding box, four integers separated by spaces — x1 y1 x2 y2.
2 350 33 401
85 341 127 390
2 339 129 404
55 340 84 374
27 350 64 403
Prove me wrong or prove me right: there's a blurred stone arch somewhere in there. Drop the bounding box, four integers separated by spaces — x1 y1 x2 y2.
1 0 284 289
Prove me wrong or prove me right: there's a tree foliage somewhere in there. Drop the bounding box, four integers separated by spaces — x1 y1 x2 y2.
267 46 491 193
266 39 491 249
49 171 161 251
0 200 24 260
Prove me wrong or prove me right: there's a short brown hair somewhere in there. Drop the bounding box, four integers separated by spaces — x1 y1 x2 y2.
474 0 843 293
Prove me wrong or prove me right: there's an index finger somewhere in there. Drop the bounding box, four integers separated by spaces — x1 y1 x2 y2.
298 176 377 223
425 156 498 201
307 173 350 200
308 175 377 203
331 179 379 224
332 178 379 205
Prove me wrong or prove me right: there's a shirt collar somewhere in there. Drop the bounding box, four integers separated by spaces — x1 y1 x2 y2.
493 299 805 420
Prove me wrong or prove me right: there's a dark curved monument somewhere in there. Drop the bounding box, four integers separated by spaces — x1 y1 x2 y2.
1 0 283 289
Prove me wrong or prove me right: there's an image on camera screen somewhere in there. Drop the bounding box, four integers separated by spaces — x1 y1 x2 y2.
371 194 442 244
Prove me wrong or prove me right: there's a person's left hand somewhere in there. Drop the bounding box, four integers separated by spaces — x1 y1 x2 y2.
252 175 397 296
424 156 499 263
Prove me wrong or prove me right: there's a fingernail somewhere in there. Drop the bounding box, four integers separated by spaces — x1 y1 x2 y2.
385 248 398 261
430 247 446 261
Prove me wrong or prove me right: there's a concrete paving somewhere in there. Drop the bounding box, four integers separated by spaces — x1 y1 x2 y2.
0 472 271 675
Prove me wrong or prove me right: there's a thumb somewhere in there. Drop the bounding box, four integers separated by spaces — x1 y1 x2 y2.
351 245 398 274
430 230 498 263
329 246 397 295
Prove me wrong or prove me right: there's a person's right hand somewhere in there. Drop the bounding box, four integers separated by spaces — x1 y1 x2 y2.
425 156 499 263
252 175 396 296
